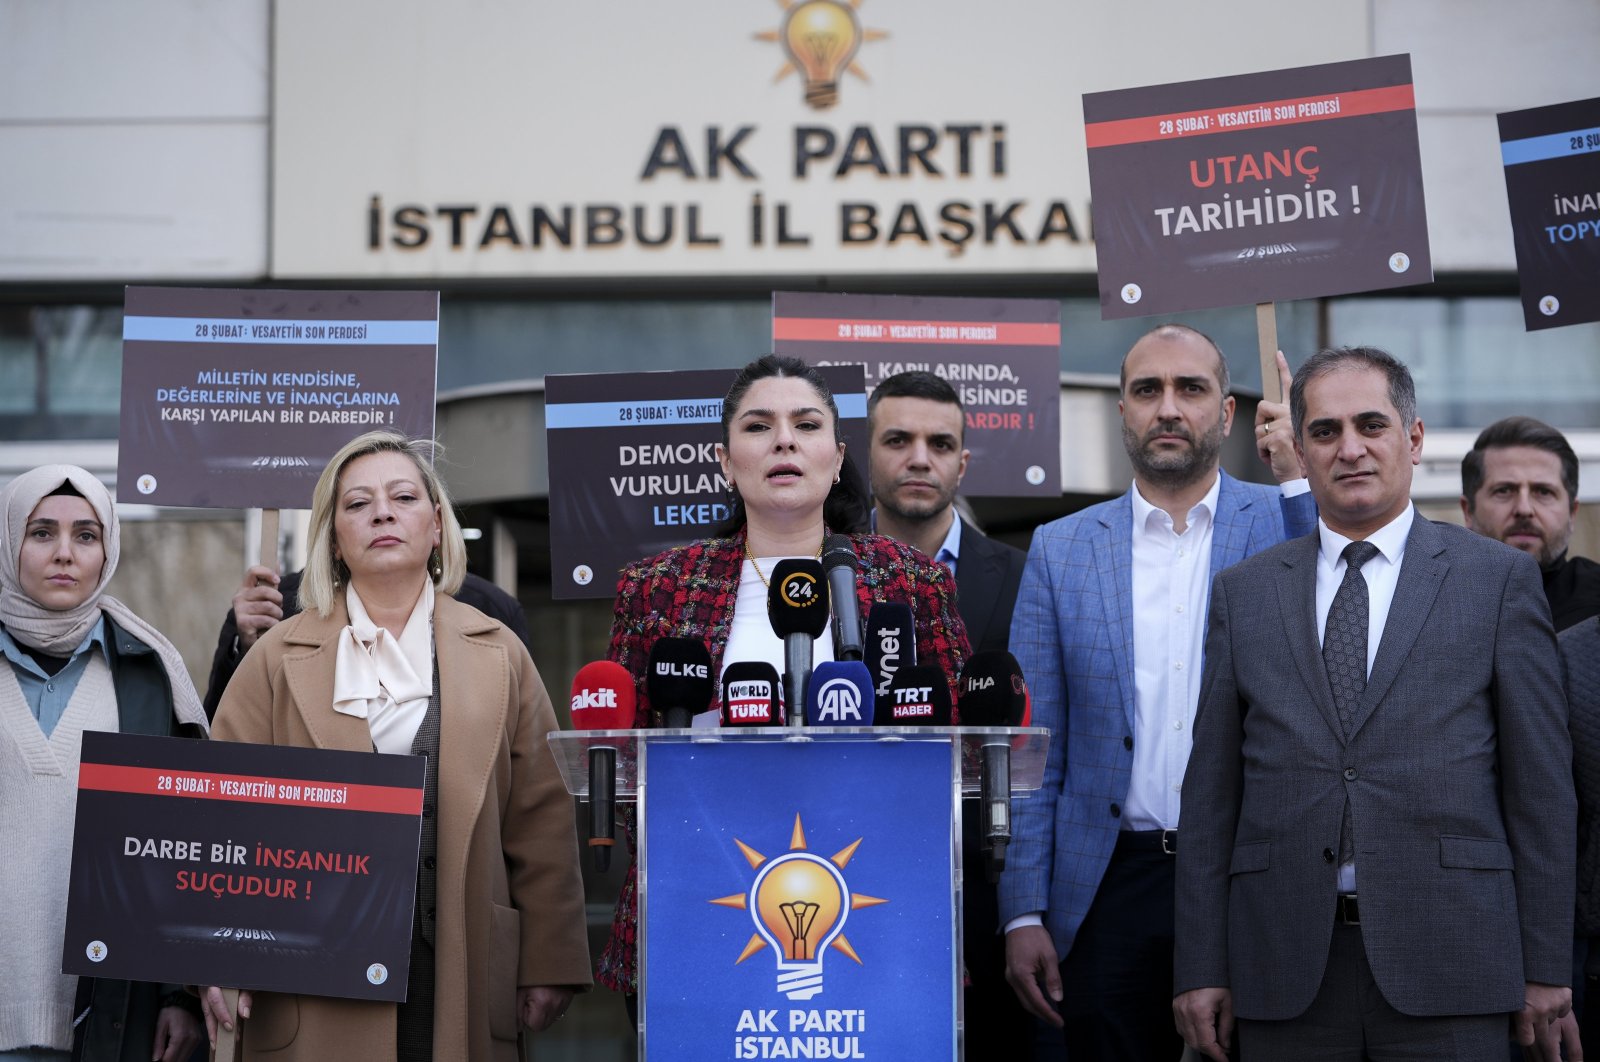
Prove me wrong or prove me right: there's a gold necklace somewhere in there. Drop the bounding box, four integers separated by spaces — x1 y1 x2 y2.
744 538 823 588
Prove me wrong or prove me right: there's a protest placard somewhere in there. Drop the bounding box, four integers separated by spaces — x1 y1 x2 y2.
772 292 1060 496
546 364 869 601
1498 96 1600 331
1084 54 1432 324
63 732 423 1002
117 287 438 509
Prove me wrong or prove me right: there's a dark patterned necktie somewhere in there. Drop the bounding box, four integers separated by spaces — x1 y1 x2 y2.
1325 540 1379 872
1324 540 1380 739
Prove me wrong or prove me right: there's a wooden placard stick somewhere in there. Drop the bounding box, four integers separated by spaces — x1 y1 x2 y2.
258 508 280 571
1255 302 1281 404
214 987 241 1061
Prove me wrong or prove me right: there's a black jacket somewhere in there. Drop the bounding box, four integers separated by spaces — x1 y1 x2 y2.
67 618 205 1062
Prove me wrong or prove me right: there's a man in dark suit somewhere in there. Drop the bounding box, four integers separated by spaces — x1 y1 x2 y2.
1461 415 1600 632
867 370 1026 653
202 564 528 718
867 369 1031 1056
1174 346 1575 1061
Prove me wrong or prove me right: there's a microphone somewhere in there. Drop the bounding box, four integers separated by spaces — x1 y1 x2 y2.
804 660 875 726
647 638 713 729
863 602 916 716
721 661 783 727
820 534 865 662
878 664 952 726
569 660 637 872
766 559 830 728
958 652 1030 880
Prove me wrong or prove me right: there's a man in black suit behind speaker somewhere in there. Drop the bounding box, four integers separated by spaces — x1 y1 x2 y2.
867 370 1035 1057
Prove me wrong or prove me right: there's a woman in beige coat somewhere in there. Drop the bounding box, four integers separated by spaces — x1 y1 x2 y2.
204 432 590 1061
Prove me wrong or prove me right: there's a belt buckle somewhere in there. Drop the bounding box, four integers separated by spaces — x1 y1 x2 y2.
1160 829 1177 856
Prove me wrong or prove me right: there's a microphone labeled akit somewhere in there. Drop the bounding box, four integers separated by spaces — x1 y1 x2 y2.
568 660 638 872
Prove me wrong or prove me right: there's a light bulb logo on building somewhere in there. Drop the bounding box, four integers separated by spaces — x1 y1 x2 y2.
756 0 888 110
710 813 887 999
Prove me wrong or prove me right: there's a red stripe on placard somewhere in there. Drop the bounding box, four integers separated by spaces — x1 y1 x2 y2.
78 763 422 816
1085 84 1416 148
773 317 1061 346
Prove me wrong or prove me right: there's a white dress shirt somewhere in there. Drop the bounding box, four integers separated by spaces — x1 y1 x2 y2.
1314 503 1414 891
1124 475 1220 831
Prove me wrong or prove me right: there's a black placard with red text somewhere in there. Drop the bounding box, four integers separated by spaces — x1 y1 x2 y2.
771 291 1060 497
1084 54 1432 319
1498 96 1600 331
545 364 869 601
63 732 423 1002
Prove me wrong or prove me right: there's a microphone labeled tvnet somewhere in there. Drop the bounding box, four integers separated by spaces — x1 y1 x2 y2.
767 559 829 728
821 534 864 662
878 664 952 726
805 660 875 726
721 661 783 727
568 660 637 872
864 602 916 715
647 638 713 729
959 651 1030 880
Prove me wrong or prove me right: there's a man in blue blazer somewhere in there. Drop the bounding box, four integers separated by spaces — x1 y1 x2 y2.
1001 325 1315 1059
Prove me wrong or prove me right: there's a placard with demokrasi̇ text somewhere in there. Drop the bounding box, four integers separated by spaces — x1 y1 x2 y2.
545 364 868 601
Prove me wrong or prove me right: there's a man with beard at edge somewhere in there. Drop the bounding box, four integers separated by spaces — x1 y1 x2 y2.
1001 324 1317 1059
1461 415 1600 633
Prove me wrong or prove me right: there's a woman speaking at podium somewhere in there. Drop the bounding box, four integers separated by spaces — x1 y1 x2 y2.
205 431 590 1061
597 355 971 1011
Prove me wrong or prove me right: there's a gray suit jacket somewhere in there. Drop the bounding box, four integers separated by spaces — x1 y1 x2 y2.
1175 515 1574 1020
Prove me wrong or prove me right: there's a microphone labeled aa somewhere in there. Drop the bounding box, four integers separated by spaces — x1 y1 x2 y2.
805 660 875 726
721 661 783 727
647 638 713 729
569 660 637 872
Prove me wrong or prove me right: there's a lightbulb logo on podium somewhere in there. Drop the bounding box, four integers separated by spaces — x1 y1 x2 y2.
710 813 887 999
755 0 889 111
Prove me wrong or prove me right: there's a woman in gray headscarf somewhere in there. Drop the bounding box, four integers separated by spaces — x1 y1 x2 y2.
0 464 207 1062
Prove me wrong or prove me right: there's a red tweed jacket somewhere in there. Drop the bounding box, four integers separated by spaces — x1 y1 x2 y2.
596 527 971 993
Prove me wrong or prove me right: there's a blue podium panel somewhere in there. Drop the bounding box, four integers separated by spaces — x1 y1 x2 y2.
641 737 957 1061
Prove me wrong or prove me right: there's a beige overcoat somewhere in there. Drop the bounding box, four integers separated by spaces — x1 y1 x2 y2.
213 593 591 1061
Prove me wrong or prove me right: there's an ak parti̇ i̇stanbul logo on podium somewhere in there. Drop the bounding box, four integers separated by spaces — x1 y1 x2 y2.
709 813 888 999
755 0 888 110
